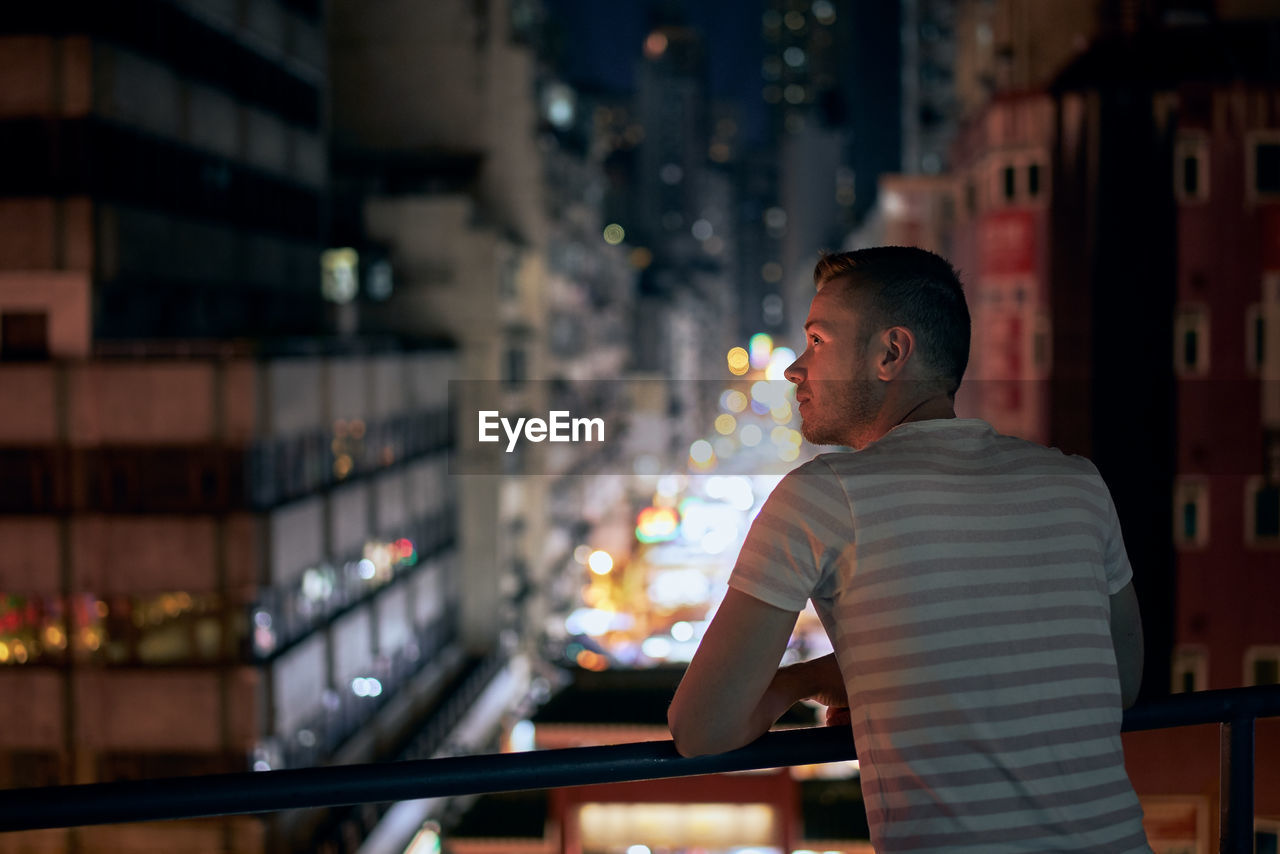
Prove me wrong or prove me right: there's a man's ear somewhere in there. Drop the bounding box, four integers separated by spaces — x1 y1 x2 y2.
875 326 915 381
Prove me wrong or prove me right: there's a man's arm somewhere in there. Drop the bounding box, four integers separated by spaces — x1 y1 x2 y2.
667 587 801 757
1109 580 1144 709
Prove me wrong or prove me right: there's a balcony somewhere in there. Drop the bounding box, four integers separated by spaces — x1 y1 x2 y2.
0 684 1276 853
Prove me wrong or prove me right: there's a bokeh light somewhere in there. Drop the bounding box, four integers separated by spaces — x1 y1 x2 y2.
720 389 748 412
587 550 614 575
749 332 774 369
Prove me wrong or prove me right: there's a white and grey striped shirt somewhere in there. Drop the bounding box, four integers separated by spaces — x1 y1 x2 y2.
730 418 1151 853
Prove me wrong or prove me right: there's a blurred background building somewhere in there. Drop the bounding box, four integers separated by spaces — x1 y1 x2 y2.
1 1 1279 853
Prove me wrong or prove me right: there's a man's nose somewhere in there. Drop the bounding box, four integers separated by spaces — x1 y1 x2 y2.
784 355 804 384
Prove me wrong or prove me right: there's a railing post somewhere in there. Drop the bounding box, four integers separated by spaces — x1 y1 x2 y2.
1218 716 1254 854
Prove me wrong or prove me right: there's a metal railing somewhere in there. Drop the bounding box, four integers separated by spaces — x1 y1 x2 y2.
1 684 1277 853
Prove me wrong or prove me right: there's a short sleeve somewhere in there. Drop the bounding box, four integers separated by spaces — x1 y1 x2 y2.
1101 483 1133 595
728 458 851 612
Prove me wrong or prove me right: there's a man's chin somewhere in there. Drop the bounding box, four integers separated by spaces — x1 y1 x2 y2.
799 422 843 447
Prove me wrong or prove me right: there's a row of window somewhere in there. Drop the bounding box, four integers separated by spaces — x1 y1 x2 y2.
1172 645 1280 693
0 515 454 669
0 408 452 514
962 156 1047 215
0 614 462 789
265 611 461 773
1175 134 1280 202
250 511 456 661
960 135 1280 216
1174 302 1273 377
1174 477 1280 547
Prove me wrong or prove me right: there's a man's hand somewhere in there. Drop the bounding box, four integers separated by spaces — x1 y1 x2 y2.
773 653 849 726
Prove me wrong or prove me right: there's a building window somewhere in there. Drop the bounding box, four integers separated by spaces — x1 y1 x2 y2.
1174 306 1209 377
1258 820 1280 854
1248 133 1280 201
1172 645 1207 693
1246 475 1280 543
1174 134 1209 202
1027 163 1041 199
503 346 526 387
1002 165 1017 201
1256 142 1280 194
0 311 50 360
1174 479 1209 548
1245 647 1280 686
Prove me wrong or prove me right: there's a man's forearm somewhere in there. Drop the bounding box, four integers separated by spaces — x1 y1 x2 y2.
689 655 846 755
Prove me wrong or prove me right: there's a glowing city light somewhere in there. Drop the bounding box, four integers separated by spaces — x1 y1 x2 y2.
720 388 748 412
644 31 668 58
587 550 614 575
636 506 680 543
766 346 796 380
509 720 536 752
727 347 750 375
603 223 626 245
351 676 383 698
689 439 715 465
714 413 737 435
749 332 774 369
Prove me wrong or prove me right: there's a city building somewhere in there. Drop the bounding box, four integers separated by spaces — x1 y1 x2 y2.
935 5 1280 848
0 2 517 853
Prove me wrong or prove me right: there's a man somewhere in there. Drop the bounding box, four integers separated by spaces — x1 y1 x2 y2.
668 247 1150 853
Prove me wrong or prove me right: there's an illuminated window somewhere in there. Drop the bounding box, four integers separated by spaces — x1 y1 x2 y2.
1174 305 1209 376
1172 645 1207 693
1173 479 1208 547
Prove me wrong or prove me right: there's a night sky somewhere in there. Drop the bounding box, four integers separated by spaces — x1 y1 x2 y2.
542 0 768 140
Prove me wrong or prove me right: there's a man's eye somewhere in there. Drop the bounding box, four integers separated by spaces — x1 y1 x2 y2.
810 335 821 345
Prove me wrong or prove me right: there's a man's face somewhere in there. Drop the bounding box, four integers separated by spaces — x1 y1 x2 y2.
784 279 883 448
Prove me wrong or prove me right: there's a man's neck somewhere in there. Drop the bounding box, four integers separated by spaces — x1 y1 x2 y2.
893 394 956 428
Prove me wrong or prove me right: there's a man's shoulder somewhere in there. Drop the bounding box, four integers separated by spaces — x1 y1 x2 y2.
812 421 1106 481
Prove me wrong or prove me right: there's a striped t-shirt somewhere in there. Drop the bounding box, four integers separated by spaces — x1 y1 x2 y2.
730 418 1151 853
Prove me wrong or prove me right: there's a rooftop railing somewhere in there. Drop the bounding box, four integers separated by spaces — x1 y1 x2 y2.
1 684 1277 854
